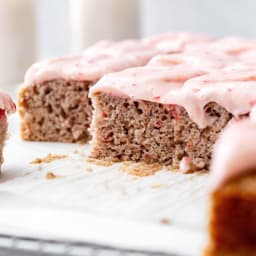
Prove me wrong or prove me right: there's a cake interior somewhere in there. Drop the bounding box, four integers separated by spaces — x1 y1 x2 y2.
19 79 92 143
205 172 256 256
0 116 7 171
90 92 232 171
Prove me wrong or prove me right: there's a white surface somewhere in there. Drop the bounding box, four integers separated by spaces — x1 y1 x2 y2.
0 113 210 255
0 80 210 256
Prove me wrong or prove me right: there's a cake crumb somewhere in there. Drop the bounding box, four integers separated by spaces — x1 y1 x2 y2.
151 184 169 189
85 167 93 172
45 172 63 180
120 161 130 171
179 156 195 173
160 218 171 225
73 149 88 158
30 153 68 164
86 158 113 167
166 166 179 172
37 165 43 171
104 180 109 190
120 162 162 177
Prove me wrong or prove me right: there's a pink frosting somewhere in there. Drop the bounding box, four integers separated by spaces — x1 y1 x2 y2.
0 91 16 115
173 67 256 127
24 40 159 85
90 51 256 128
24 33 214 85
143 32 213 52
210 116 256 190
186 36 256 56
237 49 256 65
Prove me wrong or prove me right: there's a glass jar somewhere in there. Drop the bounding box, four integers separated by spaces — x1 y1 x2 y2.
69 0 140 53
0 0 36 86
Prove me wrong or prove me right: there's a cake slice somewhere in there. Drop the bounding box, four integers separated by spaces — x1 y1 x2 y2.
205 112 256 256
0 91 16 171
19 33 211 143
89 51 248 171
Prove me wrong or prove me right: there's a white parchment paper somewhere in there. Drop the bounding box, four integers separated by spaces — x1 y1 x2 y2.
0 86 209 255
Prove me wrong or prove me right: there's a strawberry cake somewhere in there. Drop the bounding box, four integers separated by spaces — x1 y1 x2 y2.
89 45 256 171
18 33 256 173
18 33 210 143
205 108 256 256
0 91 16 170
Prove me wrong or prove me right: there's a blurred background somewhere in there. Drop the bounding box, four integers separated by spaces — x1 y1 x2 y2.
0 0 255 86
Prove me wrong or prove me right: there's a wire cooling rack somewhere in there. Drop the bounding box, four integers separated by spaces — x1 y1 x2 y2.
0 234 178 256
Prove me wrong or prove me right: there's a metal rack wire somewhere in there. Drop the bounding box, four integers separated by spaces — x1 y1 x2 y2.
0 235 178 256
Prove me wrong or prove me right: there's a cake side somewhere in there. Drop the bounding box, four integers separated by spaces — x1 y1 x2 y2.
90 92 231 171
89 53 256 171
19 79 92 143
205 173 256 256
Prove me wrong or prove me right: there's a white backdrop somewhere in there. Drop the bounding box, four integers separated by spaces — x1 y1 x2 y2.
140 0 256 38
37 0 70 59
38 0 256 58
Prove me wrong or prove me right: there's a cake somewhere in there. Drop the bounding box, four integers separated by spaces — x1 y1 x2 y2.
19 33 256 172
0 91 16 170
204 109 256 256
18 33 211 143
89 48 256 172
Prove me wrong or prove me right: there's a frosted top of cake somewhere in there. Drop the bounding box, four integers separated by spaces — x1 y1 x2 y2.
24 33 213 85
186 36 256 55
90 50 256 128
210 115 256 189
24 40 158 85
0 91 16 115
143 32 213 52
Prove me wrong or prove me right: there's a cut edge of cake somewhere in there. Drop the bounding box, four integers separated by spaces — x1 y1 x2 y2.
204 117 256 255
18 79 93 143
89 92 231 171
